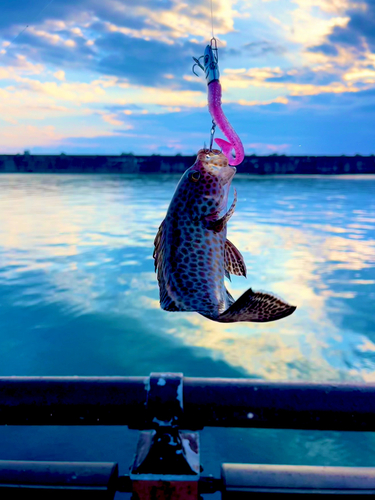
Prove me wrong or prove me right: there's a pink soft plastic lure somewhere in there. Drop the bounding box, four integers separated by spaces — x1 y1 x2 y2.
203 44 244 166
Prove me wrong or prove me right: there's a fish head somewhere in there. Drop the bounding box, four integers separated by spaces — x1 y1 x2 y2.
172 148 236 221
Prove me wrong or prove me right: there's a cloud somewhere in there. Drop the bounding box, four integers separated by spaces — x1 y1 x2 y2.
327 1 375 50
246 142 290 154
243 40 286 57
17 77 108 103
287 0 351 47
98 111 133 128
305 1 375 60
0 51 208 132
0 0 243 96
100 113 126 127
1 0 375 157
308 43 340 56
134 0 237 40
95 33 203 87
0 88 87 123
17 86 375 157
0 55 43 76
53 69 65 81
222 66 361 97
0 122 119 152
237 96 289 106
0 124 63 149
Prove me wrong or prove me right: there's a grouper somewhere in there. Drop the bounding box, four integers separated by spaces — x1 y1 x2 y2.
153 149 296 323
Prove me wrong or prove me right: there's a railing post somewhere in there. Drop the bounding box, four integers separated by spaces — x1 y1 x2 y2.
130 373 200 500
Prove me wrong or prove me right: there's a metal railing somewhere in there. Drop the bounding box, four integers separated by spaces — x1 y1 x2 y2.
1 373 375 498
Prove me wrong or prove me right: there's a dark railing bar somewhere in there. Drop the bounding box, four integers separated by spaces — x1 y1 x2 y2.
221 463 375 497
0 376 148 428
1 376 375 430
0 460 118 499
2 461 375 497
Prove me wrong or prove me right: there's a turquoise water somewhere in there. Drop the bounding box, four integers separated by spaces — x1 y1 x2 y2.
0 173 375 485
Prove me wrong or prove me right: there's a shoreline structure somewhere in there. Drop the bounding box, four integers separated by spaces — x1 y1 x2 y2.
1 153 375 175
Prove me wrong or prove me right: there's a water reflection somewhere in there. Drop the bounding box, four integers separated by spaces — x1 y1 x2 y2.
0 174 374 380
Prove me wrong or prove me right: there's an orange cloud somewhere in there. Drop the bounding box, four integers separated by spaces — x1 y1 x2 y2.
0 123 119 151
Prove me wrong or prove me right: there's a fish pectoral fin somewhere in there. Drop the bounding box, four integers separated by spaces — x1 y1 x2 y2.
217 288 296 323
225 239 247 278
205 189 237 232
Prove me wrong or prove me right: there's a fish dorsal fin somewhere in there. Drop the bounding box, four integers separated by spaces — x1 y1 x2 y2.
153 220 182 312
153 220 165 272
225 239 247 278
205 189 237 232
217 288 296 323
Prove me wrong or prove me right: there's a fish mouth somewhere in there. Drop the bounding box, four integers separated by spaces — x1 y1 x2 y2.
220 180 232 210
218 168 236 214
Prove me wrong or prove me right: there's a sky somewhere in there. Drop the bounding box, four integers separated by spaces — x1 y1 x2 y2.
1 0 375 156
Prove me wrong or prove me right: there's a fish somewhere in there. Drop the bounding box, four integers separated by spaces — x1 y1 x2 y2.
153 148 296 323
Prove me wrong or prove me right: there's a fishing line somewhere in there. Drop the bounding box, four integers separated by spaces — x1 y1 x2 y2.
3 0 55 52
209 0 218 151
6 25 30 48
210 0 215 39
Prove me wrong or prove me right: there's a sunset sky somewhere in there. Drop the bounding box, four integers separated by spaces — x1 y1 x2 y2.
1 0 375 156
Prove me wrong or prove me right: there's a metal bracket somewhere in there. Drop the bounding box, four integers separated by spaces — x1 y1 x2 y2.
146 373 184 428
131 373 200 498
131 430 199 477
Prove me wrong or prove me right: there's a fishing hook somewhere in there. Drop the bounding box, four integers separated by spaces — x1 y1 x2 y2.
192 37 244 165
209 119 216 151
192 55 205 76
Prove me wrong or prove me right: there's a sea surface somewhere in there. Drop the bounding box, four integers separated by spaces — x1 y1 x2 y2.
0 173 375 494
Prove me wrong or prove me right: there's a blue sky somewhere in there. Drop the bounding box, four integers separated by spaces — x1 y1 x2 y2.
1 0 375 155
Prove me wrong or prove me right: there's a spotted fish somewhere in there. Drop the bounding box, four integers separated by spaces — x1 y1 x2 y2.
153 149 296 323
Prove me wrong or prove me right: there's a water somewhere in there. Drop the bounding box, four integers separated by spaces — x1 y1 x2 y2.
0 173 375 489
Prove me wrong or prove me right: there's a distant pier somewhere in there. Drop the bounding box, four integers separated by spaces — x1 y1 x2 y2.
1 153 375 174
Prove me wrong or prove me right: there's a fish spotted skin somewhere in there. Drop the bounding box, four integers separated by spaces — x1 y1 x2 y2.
153 149 296 323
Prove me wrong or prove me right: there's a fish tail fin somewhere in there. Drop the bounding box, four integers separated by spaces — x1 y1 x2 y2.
217 288 296 323
215 138 232 158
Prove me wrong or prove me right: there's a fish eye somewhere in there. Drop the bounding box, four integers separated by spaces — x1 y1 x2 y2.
206 155 210 159
190 171 201 182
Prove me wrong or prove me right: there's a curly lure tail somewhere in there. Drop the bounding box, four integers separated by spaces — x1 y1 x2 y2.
208 80 245 166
